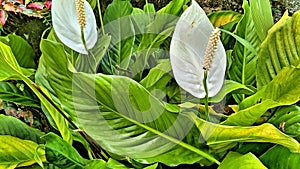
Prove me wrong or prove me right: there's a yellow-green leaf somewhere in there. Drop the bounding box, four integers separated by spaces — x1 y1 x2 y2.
0 135 46 169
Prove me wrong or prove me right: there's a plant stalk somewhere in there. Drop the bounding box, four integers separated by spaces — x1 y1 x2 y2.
203 70 209 116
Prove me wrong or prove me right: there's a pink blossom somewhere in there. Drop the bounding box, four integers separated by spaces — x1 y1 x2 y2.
27 2 44 10
0 10 6 26
44 1 52 10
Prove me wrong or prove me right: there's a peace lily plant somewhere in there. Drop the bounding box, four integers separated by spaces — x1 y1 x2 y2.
52 0 97 54
1 0 300 168
170 0 226 114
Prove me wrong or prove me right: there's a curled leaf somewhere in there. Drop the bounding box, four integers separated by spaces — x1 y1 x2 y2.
170 0 226 98
52 0 97 54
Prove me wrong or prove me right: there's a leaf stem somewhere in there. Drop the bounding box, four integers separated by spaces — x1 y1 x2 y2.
97 0 105 35
203 70 209 116
81 29 89 53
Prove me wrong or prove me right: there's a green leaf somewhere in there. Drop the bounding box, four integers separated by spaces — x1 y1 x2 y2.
85 160 107 169
0 135 46 169
0 115 44 144
143 3 155 13
106 158 131 169
249 0 274 42
260 145 300 169
43 133 101 168
209 80 255 103
0 37 72 143
208 10 242 28
256 11 300 88
38 39 220 165
0 82 40 108
35 43 74 144
268 106 300 137
0 41 23 81
144 163 158 169
218 152 267 169
140 59 172 99
8 34 36 69
75 33 111 73
131 0 189 80
186 80 255 104
190 113 300 153
101 0 135 74
224 67 300 126
228 0 269 102
0 34 36 69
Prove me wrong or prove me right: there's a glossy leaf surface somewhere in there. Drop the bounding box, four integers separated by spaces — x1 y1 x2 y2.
190 113 300 153
224 67 300 126
257 11 300 88
0 135 45 168
218 152 267 169
38 38 219 165
0 115 44 144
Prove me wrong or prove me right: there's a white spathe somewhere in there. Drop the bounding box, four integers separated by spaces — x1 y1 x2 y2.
52 0 97 54
170 0 226 98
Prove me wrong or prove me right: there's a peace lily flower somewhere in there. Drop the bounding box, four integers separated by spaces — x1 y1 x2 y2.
170 0 226 98
52 0 97 54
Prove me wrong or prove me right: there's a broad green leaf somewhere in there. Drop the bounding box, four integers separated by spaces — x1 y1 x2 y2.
35 42 75 144
106 158 132 169
0 38 72 143
0 135 46 169
0 40 34 79
218 152 267 169
43 133 101 168
85 160 107 169
190 113 300 153
208 10 242 28
181 80 255 109
223 99 279 126
52 0 97 54
208 80 255 103
224 67 300 126
170 0 226 98
0 82 40 108
249 0 273 42
143 3 155 13
136 144 209 166
131 0 189 80
208 11 242 50
38 39 219 165
257 11 300 88
228 0 271 102
260 145 300 169
131 3 155 38
268 106 300 137
0 41 23 81
140 59 172 89
140 59 172 99
144 163 158 169
0 34 36 69
75 33 111 73
8 34 36 69
101 0 134 74
0 115 44 144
